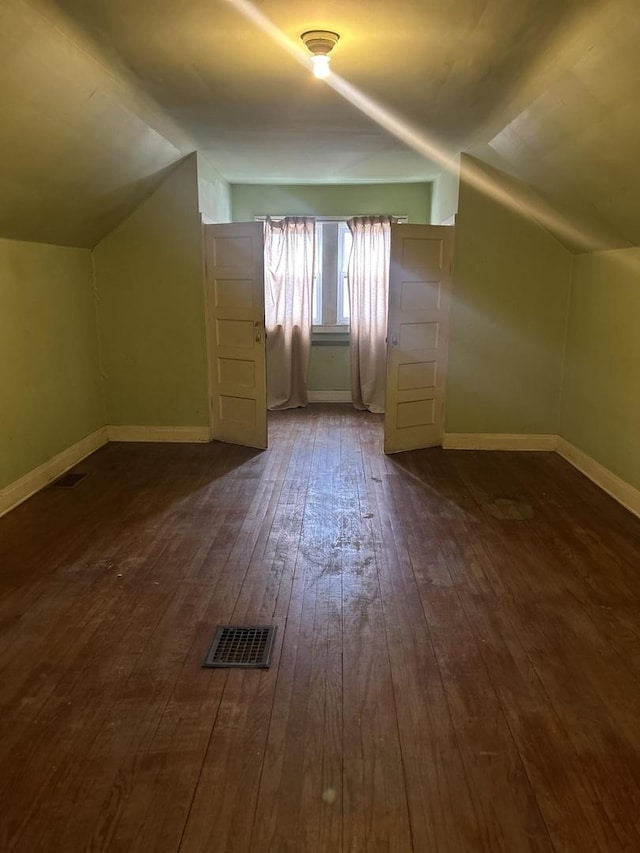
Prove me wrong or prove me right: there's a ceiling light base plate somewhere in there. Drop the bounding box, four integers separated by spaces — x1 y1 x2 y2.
301 30 340 56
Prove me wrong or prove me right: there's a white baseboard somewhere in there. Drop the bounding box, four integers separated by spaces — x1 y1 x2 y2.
0 424 211 519
307 391 352 403
443 432 639 519
4 426 638 526
557 438 640 520
443 433 558 451
0 427 108 519
106 425 211 443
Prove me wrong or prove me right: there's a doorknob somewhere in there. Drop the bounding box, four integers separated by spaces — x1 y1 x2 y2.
255 321 263 343
391 335 399 347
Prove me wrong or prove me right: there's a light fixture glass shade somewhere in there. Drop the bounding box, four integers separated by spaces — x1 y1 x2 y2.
301 30 339 79
311 54 331 79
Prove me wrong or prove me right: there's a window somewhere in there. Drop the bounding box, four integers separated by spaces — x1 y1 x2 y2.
258 215 406 332
312 221 352 330
312 218 407 330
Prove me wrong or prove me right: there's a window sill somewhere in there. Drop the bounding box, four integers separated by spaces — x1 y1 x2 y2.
312 325 350 335
312 326 350 345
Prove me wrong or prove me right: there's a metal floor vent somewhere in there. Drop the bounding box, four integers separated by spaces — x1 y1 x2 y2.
48 472 88 489
202 625 276 669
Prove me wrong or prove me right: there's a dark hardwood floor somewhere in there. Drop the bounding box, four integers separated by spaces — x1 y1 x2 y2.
1 404 639 852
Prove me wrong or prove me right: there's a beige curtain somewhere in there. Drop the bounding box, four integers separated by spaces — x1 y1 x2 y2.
347 216 394 413
264 216 315 410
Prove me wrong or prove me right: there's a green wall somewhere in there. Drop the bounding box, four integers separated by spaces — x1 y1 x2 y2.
197 152 231 223
561 248 640 490
5 149 639 510
308 344 351 393
431 160 460 225
447 158 573 435
93 154 209 427
0 238 103 489
231 183 431 224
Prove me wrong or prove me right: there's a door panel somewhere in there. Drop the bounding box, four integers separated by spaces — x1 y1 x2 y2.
204 222 267 450
384 224 454 454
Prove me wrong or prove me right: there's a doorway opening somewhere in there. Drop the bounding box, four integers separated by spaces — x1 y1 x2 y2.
262 215 403 413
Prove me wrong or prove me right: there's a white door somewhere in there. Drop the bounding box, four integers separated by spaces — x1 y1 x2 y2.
384 224 454 454
204 222 267 450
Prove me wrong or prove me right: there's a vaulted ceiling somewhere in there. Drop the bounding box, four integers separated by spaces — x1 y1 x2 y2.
2 0 639 250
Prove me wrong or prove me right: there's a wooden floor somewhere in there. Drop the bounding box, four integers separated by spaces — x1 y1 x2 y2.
1 406 640 852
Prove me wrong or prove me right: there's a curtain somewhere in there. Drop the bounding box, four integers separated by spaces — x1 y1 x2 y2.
347 216 394 413
264 216 315 410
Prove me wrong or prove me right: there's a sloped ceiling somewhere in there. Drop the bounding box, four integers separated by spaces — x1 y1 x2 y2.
3 0 640 250
471 0 640 250
0 0 194 247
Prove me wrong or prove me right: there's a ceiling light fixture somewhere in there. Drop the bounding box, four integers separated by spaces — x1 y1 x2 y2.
301 30 340 79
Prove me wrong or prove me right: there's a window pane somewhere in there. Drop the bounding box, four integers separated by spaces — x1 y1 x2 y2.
312 222 322 325
338 224 352 325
